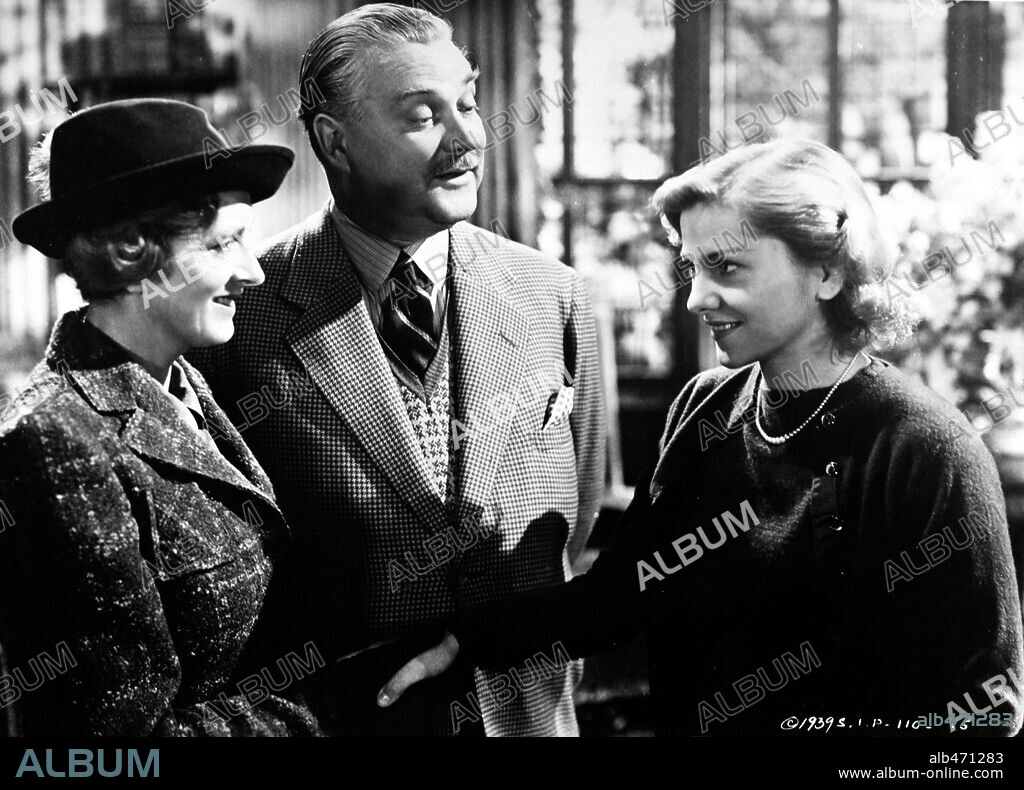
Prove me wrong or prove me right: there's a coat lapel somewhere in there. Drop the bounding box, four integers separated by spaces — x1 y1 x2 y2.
45 311 281 512
181 358 279 505
115 371 278 510
282 209 449 533
448 223 530 523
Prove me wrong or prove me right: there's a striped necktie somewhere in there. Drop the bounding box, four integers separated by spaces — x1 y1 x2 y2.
380 250 440 381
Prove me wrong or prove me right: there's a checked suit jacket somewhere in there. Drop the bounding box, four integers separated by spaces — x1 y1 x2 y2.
190 206 605 736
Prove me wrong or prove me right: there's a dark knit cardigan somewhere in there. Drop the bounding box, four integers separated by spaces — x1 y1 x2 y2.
454 359 1024 736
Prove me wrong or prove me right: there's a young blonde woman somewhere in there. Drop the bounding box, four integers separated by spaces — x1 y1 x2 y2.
378 139 1024 736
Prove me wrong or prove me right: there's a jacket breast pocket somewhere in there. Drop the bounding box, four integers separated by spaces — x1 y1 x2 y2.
532 382 575 454
134 483 252 582
534 413 573 454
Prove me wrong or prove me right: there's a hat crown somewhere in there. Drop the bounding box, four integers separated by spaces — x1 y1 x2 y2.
13 97 294 258
49 99 229 198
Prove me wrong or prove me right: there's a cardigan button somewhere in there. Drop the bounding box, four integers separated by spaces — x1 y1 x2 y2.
827 515 843 531
825 461 839 477
820 411 836 428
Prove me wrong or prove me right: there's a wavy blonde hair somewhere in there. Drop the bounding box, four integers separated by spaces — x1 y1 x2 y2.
652 138 918 355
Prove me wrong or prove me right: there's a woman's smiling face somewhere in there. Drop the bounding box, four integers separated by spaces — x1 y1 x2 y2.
143 192 263 355
680 202 835 380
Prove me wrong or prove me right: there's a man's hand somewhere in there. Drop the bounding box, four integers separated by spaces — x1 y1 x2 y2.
376 630 460 707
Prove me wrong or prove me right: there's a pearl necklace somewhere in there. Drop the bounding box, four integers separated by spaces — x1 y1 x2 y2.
755 352 865 445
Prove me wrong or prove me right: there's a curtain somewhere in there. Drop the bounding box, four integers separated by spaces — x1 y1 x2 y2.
445 0 542 247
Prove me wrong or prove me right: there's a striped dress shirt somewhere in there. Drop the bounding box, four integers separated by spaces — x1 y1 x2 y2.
329 203 449 337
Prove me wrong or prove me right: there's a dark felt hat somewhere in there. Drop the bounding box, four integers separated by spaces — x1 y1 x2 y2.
13 98 294 258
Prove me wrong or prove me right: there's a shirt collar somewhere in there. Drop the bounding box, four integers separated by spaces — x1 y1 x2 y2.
164 361 199 404
162 363 181 394
164 361 207 428
329 202 449 297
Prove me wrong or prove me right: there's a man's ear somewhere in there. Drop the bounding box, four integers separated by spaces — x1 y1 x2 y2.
816 262 844 302
312 112 350 173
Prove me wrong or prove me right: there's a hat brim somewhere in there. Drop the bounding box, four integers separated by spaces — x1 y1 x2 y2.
13 144 295 258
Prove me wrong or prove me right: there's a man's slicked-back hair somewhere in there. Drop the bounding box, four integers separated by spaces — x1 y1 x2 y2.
298 3 455 162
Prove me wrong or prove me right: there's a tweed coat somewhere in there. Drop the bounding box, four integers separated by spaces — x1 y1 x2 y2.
0 310 318 736
190 206 606 736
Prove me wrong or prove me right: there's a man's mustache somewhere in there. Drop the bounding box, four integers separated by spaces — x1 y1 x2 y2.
429 136 483 176
429 154 481 177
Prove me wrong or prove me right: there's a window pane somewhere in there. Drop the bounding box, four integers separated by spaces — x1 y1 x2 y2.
721 0 830 151
1003 0 1024 106
536 0 564 179
571 0 674 179
564 182 676 376
840 0 946 178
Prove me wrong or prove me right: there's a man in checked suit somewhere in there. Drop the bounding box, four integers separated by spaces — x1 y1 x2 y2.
192 3 605 736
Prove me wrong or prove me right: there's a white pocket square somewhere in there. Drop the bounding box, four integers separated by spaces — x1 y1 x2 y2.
542 385 575 431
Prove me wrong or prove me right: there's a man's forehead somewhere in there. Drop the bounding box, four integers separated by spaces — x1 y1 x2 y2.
369 40 478 97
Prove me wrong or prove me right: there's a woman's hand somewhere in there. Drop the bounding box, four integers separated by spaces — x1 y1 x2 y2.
376 630 460 707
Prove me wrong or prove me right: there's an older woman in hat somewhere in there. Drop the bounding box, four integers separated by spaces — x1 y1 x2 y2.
0 99 318 736
378 139 1024 736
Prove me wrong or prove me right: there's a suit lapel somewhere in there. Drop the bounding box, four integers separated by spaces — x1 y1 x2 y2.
282 210 448 533
449 223 530 523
